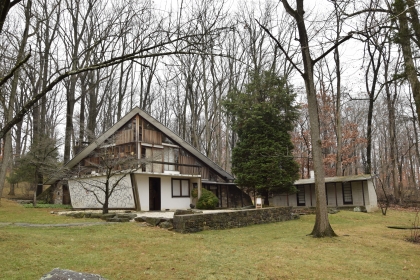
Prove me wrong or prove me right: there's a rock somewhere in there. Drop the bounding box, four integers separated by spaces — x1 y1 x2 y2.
159 221 173 229
134 216 147 222
328 208 339 214
116 213 137 220
353 207 361 212
100 213 116 220
106 217 130 222
291 213 300 220
40 268 107 280
174 209 194 215
90 213 103 219
65 212 76 217
84 212 92 218
145 217 164 226
73 212 85 218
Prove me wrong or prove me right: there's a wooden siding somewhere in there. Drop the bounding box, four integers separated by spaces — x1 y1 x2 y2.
66 110 234 184
179 155 200 175
201 166 210 180
143 129 162 144
116 130 134 145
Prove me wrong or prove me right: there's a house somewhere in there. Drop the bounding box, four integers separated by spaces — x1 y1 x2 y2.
50 107 252 210
269 174 378 212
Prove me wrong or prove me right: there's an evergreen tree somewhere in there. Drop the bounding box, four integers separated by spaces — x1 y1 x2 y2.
225 71 300 205
10 136 62 204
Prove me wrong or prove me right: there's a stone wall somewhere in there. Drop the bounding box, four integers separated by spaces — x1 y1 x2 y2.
173 207 296 233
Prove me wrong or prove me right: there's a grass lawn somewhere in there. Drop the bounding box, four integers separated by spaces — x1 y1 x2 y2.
0 199 419 280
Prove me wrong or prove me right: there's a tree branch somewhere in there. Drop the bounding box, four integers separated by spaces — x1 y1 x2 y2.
280 0 298 19
312 33 354 65
0 52 31 87
0 33 228 139
255 19 304 76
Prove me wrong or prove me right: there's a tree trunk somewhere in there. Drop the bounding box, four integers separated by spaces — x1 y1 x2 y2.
282 0 336 237
103 180 109 214
334 46 342 176
8 184 15 196
395 0 420 129
0 0 31 204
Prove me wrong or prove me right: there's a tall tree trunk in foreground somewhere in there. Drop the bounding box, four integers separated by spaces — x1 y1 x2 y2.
282 0 344 237
394 0 420 127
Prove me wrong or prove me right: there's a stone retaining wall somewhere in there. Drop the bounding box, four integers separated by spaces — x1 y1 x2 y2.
173 207 296 233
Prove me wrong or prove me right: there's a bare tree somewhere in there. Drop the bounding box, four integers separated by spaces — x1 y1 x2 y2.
70 145 140 214
260 0 353 237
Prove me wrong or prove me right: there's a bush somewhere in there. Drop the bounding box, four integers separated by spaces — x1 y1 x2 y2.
191 188 198 198
197 188 219 210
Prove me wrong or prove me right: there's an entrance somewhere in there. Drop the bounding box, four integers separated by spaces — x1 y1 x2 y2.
62 185 71 205
149 178 161 211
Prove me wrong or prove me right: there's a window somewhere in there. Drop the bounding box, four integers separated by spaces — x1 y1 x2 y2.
342 182 353 204
164 147 179 171
172 179 190 197
296 185 306 206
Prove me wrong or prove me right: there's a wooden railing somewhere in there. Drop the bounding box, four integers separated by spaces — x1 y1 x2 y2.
142 161 201 175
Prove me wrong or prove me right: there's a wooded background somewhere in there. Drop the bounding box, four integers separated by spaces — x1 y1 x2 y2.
1 0 419 204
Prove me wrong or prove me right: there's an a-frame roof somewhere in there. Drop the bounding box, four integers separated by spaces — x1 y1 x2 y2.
63 107 234 181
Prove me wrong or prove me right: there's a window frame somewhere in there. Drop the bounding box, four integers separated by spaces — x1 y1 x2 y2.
342 182 353 205
172 179 190 197
296 185 306 206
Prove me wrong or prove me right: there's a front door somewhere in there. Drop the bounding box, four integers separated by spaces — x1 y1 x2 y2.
149 178 161 211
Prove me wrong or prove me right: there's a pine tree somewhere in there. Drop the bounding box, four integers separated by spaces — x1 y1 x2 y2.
225 71 300 205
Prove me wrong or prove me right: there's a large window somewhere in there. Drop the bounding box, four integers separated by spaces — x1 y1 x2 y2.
342 182 353 204
172 179 190 197
164 146 179 171
296 185 306 206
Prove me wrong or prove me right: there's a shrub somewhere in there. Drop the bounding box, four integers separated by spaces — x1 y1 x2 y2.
191 188 198 198
197 188 219 210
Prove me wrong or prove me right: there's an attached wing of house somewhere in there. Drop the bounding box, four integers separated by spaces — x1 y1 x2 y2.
270 174 378 212
51 107 251 210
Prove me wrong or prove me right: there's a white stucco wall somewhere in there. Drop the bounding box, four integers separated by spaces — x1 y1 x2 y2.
364 180 378 212
351 181 364 206
136 174 150 211
68 175 135 209
134 173 200 211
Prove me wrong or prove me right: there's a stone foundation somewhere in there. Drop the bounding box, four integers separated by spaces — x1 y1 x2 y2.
173 207 296 233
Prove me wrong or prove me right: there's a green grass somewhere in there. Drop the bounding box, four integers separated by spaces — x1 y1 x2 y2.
0 199 419 279
0 199 92 224
23 203 73 209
